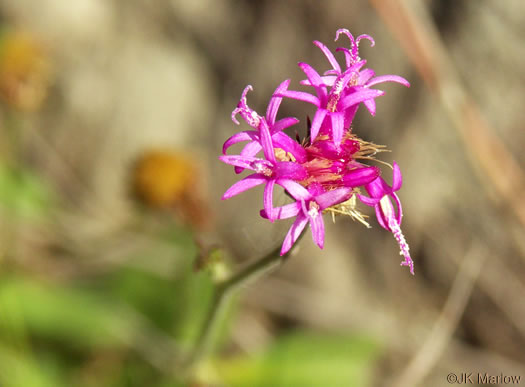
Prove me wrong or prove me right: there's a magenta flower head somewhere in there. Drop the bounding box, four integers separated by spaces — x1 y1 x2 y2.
220 29 414 274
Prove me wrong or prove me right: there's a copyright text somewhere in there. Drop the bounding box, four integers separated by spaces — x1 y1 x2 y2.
447 372 521 384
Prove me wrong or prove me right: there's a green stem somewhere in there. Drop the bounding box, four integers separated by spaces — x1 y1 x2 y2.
184 239 300 372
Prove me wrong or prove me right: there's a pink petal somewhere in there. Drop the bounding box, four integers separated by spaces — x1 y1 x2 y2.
310 108 327 143
266 79 291 125
367 75 410 88
320 75 337 86
331 112 345 147
310 213 325 249
280 214 309 255
316 187 353 210
278 179 311 201
259 119 276 163
335 47 354 69
298 62 327 103
344 104 359 128
358 69 375 84
391 161 403 191
365 176 391 199
298 62 323 84
222 174 266 199
339 89 385 111
375 204 389 230
278 90 320 107
219 155 268 170
391 192 403 225
364 99 376 116
234 141 262 174
313 40 341 73
222 131 258 154
272 117 299 133
272 132 308 163
357 193 380 206
301 75 336 87
260 202 300 220
263 179 276 221
342 166 380 188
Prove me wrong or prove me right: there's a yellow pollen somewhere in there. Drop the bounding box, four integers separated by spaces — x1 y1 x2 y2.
274 148 296 162
326 194 371 228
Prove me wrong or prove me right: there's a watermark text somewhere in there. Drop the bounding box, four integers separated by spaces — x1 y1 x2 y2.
447 372 521 384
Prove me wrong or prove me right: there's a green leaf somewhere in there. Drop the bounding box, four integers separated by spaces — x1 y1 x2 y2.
0 165 54 220
215 331 380 387
0 346 65 387
0 277 135 350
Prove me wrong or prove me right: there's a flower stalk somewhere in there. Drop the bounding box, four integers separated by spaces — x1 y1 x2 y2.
184 237 302 372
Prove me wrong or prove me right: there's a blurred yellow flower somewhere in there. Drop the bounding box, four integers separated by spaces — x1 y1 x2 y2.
0 31 52 111
134 150 195 207
133 149 211 229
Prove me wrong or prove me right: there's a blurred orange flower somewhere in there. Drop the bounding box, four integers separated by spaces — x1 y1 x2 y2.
0 31 52 111
133 149 211 229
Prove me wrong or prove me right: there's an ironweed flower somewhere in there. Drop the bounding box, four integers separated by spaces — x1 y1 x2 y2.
220 29 414 274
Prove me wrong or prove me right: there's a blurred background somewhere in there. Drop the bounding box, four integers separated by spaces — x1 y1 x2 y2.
0 0 524 386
